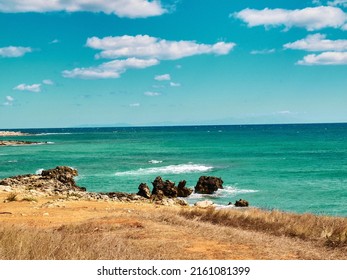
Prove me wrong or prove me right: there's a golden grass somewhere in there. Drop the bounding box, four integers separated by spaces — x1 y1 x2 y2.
1 196 346 260
179 207 347 247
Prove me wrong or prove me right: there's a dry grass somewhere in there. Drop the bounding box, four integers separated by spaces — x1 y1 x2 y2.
1 196 346 260
179 207 347 248
4 193 18 202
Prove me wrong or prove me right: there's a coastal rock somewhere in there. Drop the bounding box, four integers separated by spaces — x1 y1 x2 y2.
234 199 249 207
194 200 214 208
156 197 189 207
0 140 43 146
0 166 85 193
0 131 30 136
0 167 190 207
137 183 151 199
103 192 147 202
194 176 223 194
177 180 193 197
152 176 178 198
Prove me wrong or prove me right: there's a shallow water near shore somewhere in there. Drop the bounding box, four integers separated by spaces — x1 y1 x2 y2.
1 123 347 216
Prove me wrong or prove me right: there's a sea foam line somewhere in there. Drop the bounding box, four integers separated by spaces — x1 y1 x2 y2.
115 163 213 176
189 186 259 199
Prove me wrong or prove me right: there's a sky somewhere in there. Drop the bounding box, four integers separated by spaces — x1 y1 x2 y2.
0 0 346 128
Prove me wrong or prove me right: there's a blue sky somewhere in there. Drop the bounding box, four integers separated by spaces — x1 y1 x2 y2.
0 0 346 128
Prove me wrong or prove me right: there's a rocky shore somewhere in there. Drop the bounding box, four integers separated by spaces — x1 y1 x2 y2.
0 140 47 146
0 166 248 208
0 131 30 137
0 130 45 146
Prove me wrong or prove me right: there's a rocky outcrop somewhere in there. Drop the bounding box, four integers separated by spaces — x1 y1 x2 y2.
194 200 214 208
0 167 189 206
152 176 178 198
137 183 151 199
0 131 30 136
194 176 223 194
234 199 249 207
0 140 45 146
177 180 193 197
0 166 86 192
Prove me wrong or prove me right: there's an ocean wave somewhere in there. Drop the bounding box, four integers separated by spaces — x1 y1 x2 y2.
189 186 258 200
148 160 163 164
35 168 44 175
115 163 213 176
7 160 18 163
36 133 73 136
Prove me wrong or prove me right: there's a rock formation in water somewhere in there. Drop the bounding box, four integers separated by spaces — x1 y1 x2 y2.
194 176 223 194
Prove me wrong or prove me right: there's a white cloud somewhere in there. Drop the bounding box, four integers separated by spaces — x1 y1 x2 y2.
49 39 60 44
3 96 14 106
13 83 41 92
328 0 347 7
87 35 236 60
297 51 347 65
6 96 14 102
42 79 54 85
144 91 161 96
235 6 347 31
284 34 347 51
63 35 235 80
129 103 140 107
0 0 166 18
170 82 181 87
154 74 171 81
0 46 32 57
62 58 159 79
250 49 276 55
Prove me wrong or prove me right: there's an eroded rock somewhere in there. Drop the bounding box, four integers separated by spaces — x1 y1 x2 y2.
194 176 223 194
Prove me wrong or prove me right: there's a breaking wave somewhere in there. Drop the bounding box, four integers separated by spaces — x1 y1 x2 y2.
148 160 163 164
189 185 258 200
115 163 213 176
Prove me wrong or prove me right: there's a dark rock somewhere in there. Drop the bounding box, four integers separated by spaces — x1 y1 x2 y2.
152 176 178 198
151 189 165 201
177 180 193 197
137 183 151 199
194 176 223 194
234 199 249 207
41 166 85 191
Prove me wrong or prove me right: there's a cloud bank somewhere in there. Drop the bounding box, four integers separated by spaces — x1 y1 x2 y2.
87 35 235 60
64 35 235 79
235 6 347 31
63 57 159 79
0 0 166 18
284 34 347 51
297 52 347 65
13 83 41 92
0 46 32 57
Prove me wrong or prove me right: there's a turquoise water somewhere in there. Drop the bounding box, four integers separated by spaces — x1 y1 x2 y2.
1 124 347 216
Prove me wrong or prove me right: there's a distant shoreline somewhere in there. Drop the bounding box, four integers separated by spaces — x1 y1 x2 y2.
0 131 30 137
0 140 48 146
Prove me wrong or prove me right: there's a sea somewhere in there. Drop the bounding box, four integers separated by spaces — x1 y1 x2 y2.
1 123 347 217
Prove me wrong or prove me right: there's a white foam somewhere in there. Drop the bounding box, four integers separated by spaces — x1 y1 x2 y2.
189 185 258 200
7 160 18 163
35 168 44 175
148 160 163 164
115 163 213 176
36 133 72 136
